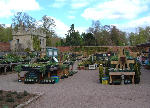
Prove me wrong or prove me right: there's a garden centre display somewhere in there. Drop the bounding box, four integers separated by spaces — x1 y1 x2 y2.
98 48 141 85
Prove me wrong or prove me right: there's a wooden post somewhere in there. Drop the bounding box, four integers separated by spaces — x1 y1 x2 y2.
110 75 112 84
48 72 51 78
132 75 134 84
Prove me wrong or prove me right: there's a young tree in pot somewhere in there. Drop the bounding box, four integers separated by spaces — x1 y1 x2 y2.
99 64 104 83
134 63 140 84
14 65 22 81
40 65 46 78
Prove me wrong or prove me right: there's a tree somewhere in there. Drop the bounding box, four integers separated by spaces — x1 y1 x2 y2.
41 15 55 34
87 20 101 45
12 12 36 31
129 32 137 46
128 26 150 45
110 26 127 46
60 39 65 46
82 33 96 46
0 24 12 42
40 15 56 46
96 25 113 46
65 24 82 46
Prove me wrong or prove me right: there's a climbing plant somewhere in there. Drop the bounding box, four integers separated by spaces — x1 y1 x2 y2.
32 35 41 51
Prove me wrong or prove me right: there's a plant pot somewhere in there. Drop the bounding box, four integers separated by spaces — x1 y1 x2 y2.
78 67 81 70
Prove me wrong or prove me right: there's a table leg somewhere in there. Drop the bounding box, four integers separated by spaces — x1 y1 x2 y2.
132 75 134 84
110 75 112 84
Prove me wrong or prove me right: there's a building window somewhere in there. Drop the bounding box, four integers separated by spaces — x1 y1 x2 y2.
16 39 19 44
40 39 42 45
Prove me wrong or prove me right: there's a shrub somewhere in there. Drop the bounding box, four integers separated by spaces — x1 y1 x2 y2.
2 105 9 108
16 94 23 99
24 90 28 96
6 97 14 102
0 90 3 94
6 93 11 97
12 91 17 95
0 96 4 101
13 104 19 108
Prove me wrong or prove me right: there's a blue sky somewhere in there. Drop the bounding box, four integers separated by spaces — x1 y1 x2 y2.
0 0 150 37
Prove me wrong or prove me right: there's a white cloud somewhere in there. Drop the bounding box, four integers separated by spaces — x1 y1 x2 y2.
50 17 87 37
52 2 66 8
51 0 67 8
0 0 40 18
112 16 150 32
82 0 150 20
51 17 69 37
52 0 93 9
68 16 75 19
71 2 88 9
75 27 87 34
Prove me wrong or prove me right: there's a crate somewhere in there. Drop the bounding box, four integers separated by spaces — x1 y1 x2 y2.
102 77 108 85
51 76 59 83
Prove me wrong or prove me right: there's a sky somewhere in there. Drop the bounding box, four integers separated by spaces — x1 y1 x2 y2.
0 0 150 37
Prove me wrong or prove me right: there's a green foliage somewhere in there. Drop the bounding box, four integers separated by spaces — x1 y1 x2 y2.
110 56 118 61
46 36 52 46
110 26 127 46
78 62 84 66
87 21 128 46
32 35 41 51
1 54 22 63
99 65 104 83
12 91 17 95
14 65 22 73
29 52 36 58
82 33 96 46
65 24 83 46
5 97 15 102
0 90 3 94
24 48 31 52
0 96 4 101
0 25 12 42
105 67 109 76
23 90 29 96
129 27 150 45
134 63 141 77
6 93 12 97
59 64 66 70
2 105 9 108
16 94 23 99
39 65 46 75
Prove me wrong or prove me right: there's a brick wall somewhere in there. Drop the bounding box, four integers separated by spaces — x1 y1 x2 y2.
56 46 72 52
0 42 10 52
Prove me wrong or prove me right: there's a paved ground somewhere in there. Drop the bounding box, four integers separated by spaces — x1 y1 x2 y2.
0 62 150 108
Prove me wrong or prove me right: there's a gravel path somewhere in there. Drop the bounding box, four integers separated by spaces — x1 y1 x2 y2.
0 62 150 108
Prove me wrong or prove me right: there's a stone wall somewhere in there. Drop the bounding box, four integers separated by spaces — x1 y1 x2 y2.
11 25 46 52
11 35 33 51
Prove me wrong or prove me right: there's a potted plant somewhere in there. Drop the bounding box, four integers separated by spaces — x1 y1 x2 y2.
14 65 22 82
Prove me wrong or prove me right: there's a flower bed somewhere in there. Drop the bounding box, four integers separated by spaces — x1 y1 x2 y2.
0 90 35 108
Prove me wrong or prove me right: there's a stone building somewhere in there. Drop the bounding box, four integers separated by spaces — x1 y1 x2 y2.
11 25 46 52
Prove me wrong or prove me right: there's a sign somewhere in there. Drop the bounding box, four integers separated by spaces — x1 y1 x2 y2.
89 65 96 70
